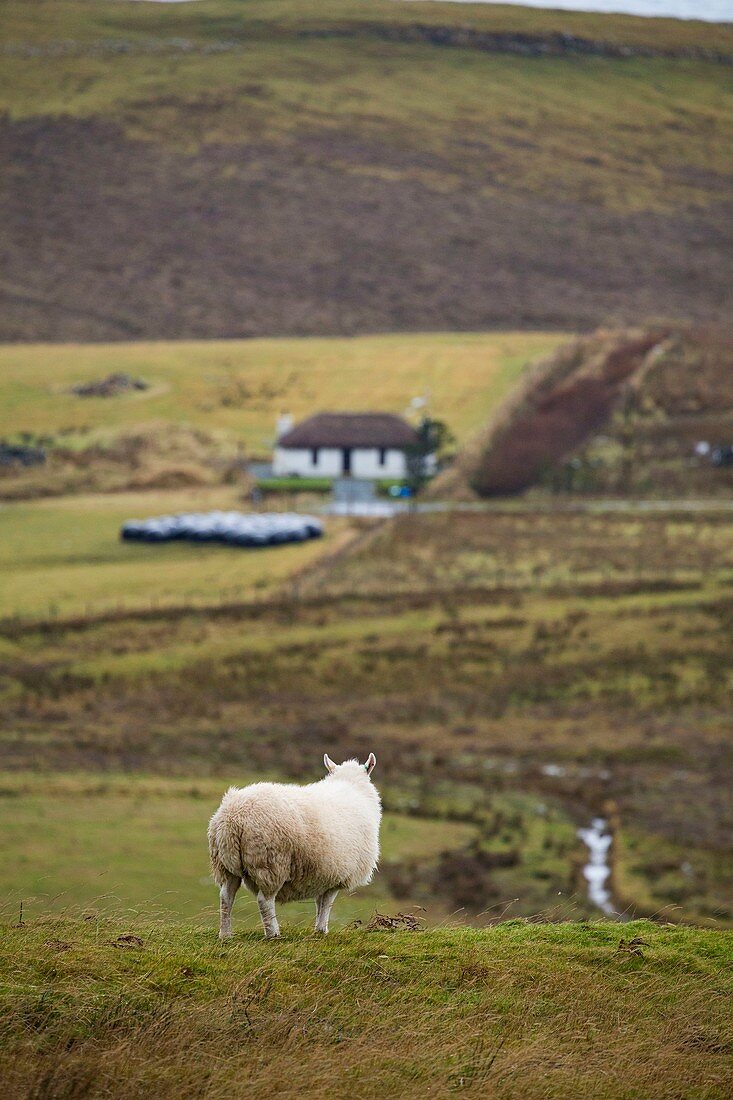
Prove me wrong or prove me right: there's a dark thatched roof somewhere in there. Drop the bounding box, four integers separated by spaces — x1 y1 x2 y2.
278 413 418 449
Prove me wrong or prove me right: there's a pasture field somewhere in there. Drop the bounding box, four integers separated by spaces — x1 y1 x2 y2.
2 495 732 1096
0 332 562 451
1 505 731 927
1 916 730 1099
0 770 591 927
306 505 733 595
0 487 351 619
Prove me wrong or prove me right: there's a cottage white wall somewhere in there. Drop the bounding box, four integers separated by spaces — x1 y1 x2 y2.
273 446 409 479
351 448 406 479
273 446 344 477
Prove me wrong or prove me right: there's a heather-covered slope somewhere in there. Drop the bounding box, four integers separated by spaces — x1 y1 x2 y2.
1 0 731 341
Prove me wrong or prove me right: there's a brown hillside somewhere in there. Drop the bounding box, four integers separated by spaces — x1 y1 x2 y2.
2 117 731 342
435 325 733 498
1 0 732 342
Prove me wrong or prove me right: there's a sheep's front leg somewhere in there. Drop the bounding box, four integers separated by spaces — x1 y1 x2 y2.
257 892 280 939
219 872 241 940
314 889 339 934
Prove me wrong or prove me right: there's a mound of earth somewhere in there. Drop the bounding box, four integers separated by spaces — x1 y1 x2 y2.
70 372 149 398
435 325 733 498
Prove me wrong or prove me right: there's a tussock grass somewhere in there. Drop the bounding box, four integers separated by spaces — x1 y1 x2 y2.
0 916 731 1099
307 507 733 598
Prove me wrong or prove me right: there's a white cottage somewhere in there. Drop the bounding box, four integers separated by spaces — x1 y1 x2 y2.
273 412 420 479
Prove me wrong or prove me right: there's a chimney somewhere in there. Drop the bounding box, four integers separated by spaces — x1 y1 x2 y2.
276 413 294 440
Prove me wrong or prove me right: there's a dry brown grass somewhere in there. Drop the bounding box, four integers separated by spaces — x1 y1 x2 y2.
1 917 731 1100
0 422 247 501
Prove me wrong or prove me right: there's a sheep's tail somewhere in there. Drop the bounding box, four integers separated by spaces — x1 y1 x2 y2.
207 814 229 887
208 808 243 886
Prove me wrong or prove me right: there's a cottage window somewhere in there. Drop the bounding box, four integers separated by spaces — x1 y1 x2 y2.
311 448 319 466
379 448 387 466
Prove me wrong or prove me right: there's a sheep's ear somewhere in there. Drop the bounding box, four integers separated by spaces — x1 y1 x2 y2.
365 752 376 775
324 753 337 774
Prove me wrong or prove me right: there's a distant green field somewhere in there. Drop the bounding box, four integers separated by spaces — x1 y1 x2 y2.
0 331 565 618
0 332 563 451
0 487 344 618
1 504 731 937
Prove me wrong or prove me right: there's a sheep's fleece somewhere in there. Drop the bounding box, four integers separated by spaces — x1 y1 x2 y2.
208 755 381 933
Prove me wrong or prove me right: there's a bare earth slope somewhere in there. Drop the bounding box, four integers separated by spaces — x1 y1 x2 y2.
1 0 732 341
434 324 733 497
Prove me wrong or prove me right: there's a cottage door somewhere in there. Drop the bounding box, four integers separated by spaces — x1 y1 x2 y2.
342 448 353 475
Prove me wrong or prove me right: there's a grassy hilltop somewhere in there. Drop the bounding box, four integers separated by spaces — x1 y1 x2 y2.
1 917 731 1099
1 0 732 339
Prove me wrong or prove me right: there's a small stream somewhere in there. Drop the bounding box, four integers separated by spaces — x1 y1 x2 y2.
577 817 618 917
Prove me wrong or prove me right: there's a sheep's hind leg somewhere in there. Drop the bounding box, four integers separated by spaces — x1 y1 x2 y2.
314 889 339 934
257 892 280 939
219 872 241 940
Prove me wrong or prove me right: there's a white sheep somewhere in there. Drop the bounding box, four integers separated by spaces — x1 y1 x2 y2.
208 753 381 938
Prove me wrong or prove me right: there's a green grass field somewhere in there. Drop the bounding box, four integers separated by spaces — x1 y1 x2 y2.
0 330 564 619
0 486 349 619
0 332 562 450
2 505 731 927
1 916 730 1099
0 773 476 926
2 496 732 1094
